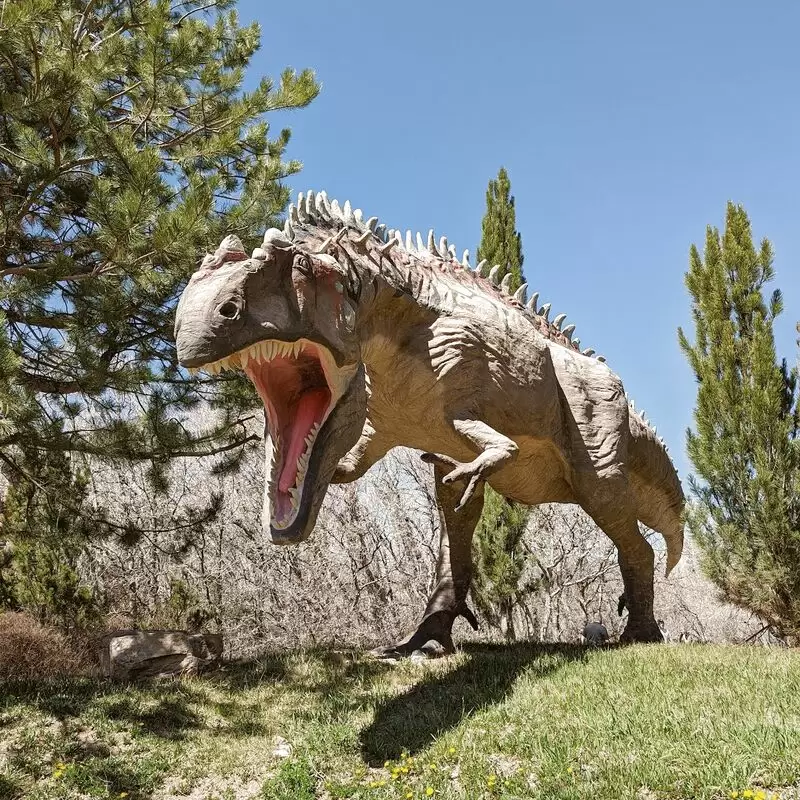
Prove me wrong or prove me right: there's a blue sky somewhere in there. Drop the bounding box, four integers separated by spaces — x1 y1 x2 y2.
239 1 800 480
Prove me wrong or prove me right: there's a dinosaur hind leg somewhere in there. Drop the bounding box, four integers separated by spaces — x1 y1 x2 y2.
581 493 662 644
372 464 483 658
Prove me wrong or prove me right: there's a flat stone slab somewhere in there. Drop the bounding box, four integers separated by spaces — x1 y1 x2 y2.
98 630 223 680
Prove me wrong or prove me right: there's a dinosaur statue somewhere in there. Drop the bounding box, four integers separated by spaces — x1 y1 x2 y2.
174 190 685 651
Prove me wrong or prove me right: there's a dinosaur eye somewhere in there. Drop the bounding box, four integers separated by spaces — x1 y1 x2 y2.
294 253 313 276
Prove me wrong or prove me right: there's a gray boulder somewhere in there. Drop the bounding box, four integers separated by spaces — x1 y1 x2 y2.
581 622 609 645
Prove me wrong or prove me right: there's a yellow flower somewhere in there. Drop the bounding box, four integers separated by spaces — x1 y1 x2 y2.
730 793 739 799
743 792 754 799
425 788 434 797
447 747 456 755
406 794 413 799
384 760 392 768
566 767 573 774
119 794 128 799
755 792 766 800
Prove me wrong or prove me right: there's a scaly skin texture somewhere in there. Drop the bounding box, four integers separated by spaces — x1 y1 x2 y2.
175 191 685 650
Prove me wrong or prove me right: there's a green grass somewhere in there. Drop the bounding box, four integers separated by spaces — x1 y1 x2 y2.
1 643 799 799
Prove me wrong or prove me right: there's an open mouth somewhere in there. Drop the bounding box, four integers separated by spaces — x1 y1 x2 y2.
192 339 351 530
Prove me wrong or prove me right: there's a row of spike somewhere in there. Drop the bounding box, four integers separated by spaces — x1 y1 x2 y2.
282 190 606 359
625 394 669 450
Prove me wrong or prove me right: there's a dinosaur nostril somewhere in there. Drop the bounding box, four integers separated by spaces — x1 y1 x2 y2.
217 300 241 319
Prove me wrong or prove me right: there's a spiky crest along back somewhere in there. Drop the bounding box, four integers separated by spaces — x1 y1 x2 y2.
235 190 669 452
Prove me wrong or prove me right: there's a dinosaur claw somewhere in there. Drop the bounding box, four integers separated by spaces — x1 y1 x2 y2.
423 452 486 510
453 473 482 511
420 451 458 469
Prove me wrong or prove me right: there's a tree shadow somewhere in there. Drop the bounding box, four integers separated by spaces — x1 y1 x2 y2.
360 641 589 764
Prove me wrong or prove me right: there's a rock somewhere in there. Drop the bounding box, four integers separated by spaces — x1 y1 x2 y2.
581 622 609 645
411 639 448 661
272 736 292 758
98 630 223 680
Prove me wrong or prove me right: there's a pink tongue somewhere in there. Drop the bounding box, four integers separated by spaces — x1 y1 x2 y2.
278 389 330 493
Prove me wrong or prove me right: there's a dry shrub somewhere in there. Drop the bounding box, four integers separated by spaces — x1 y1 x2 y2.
0 612 93 680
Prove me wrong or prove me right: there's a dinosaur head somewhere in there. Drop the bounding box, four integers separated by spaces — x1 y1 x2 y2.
174 228 366 544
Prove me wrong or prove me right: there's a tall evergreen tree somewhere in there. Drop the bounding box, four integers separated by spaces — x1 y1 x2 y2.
678 202 800 640
476 167 524 288
0 0 318 620
472 167 531 640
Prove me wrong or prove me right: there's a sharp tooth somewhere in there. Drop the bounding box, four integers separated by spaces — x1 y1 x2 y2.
240 348 249 368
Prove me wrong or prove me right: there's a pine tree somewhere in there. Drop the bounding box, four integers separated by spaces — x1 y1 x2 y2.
476 167 524 289
0 0 318 621
678 202 800 640
472 167 531 640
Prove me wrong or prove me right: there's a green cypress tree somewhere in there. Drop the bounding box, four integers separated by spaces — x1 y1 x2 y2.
678 202 800 640
0 0 318 621
476 167 524 288
472 167 531 640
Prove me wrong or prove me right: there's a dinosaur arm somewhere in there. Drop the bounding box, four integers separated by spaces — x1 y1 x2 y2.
422 418 518 510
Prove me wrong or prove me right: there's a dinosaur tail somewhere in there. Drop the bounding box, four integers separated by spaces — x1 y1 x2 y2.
628 412 685 577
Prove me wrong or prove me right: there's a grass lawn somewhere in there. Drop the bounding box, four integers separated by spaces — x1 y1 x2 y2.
1 642 799 799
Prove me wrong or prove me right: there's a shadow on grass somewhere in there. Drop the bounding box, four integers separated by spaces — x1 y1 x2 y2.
360 641 590 764
0 652 297 741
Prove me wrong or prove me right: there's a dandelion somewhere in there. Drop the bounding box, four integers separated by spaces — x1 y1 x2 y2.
406 794 413 799
447 747 456 755
743 792 754 799
425 787 434 797
730 794 739 799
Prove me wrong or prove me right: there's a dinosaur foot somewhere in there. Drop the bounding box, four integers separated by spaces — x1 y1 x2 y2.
370 611 463 661
620 620 663 644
